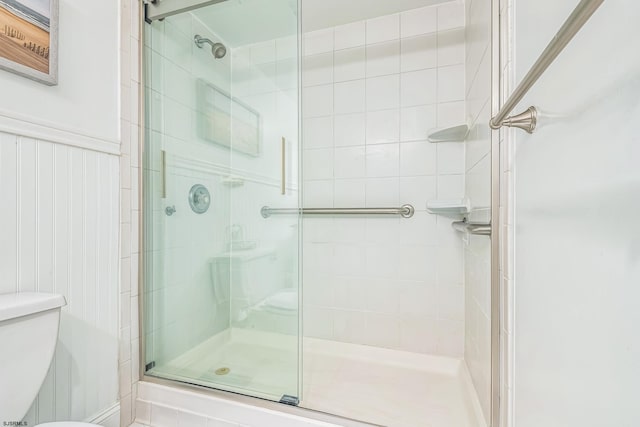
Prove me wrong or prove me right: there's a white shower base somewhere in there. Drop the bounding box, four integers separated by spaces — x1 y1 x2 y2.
147 330 486 427
303 338 486 427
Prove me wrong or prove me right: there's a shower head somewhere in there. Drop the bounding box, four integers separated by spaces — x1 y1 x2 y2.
194 35 227 59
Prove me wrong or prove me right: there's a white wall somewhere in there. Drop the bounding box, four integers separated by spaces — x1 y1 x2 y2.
0 0 119 144
301 1 468 357
0 1 121 424
504 1 640 426
463 0 492 423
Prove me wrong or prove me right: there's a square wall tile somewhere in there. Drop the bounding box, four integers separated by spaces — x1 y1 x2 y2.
366 75 400 111
437 29 465 66
366 109 400 145
437 101 465 128
399 213 438 244
399 140 437 176
334 47 366 82
334 179 366 207
438 64 465 102
399 176 437 210
304 148 334 180
365 177 399 206
437 174 465 199
366 217 400 244
303 84 333 117
401 33 437 72
304 180 334 207
334 146 366 178
335 80 366 114
399 315 438 354
401 69 437 107
401 5 438 38
304 28 333 56
303 52 334 87
303 116 334 149
334 21 366 50
364 312 401 348
334 113 366 147
399 282 438 316
366 40 400 77
437 142 466 174
366 14 400 44
366 144 400 178
438 0 465 31
400 104 437 141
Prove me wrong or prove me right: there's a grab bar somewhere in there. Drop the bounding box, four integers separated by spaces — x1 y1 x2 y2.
452 219 491 236
261 204 415 219
489 0 604 133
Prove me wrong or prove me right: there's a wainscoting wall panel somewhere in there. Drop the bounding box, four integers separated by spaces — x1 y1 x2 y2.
0 131 120 423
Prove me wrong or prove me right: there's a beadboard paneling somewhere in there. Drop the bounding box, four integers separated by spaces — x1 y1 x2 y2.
0 131 120 423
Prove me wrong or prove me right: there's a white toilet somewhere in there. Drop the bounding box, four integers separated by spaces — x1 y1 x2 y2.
0 292 97 427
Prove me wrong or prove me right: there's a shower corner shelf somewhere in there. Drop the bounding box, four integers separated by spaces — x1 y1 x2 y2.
426 198 470 215
222 176 245 187
427 124 469 143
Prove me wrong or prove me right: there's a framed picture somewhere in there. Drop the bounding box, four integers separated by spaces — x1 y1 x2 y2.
0 0 58 85
197 79 261 157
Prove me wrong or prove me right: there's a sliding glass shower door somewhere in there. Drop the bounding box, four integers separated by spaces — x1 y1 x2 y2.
142 0 301 403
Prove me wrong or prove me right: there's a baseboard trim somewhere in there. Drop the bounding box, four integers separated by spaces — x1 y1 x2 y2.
88 403 120 427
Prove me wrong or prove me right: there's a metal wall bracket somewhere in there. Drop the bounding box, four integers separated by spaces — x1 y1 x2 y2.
490 106 538 134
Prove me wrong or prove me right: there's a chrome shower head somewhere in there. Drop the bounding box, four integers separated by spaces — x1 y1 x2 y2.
194 35 227 59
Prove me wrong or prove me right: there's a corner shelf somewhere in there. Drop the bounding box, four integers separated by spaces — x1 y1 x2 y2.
426 198 470 215
427 124 469 143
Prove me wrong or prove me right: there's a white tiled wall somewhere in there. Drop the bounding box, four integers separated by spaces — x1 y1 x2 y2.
120 0 142 424
463 0 492 423
301 1 467 357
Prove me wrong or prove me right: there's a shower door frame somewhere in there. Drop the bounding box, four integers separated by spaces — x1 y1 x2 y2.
135 0 505 425
490 0 502 425
138 0 304 405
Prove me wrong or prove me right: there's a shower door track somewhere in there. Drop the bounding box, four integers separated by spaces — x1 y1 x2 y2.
144 0 229 23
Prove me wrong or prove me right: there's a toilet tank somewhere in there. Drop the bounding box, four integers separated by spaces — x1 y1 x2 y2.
210 248 279 320
0 292 66 420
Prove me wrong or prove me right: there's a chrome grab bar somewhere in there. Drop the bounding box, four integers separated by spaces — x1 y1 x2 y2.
452 219 491 236
261 204 415 219
489 0 604 133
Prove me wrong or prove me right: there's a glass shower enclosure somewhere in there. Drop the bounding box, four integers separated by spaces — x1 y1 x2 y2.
142 0 301 403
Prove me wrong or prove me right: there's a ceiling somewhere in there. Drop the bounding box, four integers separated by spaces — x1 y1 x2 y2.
191 0 452 47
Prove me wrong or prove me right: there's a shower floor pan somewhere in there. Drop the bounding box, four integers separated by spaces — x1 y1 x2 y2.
146 328 299 402
302 338 486 427
147 331 486 427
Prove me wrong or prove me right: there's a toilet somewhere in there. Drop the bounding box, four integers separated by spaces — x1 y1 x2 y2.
0 292 97 427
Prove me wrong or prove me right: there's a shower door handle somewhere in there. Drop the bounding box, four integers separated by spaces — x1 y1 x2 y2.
281 137 286 195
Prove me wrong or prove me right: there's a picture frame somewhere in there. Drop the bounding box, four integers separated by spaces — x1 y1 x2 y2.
0 0 59 85
197 79 262 157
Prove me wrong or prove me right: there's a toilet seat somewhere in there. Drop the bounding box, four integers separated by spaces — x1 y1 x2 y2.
260 289 298 314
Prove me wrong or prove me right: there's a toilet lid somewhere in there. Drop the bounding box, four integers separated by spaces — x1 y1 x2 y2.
36 423 98 427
